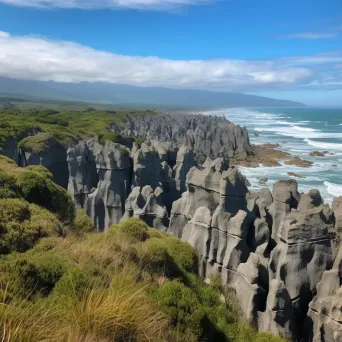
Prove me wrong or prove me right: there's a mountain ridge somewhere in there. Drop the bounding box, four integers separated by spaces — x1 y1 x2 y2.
0 77 305 108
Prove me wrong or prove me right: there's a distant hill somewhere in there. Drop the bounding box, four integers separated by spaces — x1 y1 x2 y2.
0 77 305 108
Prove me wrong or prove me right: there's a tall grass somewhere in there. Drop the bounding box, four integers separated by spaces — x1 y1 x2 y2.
0 270 168 342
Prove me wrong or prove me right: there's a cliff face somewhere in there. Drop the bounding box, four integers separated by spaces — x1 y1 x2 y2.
1 112 341 341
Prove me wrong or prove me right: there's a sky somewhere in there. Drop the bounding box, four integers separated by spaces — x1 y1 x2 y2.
0 0 341 106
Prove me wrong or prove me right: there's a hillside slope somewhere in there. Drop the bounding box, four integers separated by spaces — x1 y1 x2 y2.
0 77 305 108
0 155 284 342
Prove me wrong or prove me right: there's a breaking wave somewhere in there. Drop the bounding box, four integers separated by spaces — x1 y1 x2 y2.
324 181 342 198
304 139 342 150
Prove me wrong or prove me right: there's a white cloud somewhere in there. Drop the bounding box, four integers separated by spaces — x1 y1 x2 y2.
0 31 10 38
281 32 338 39
0 0 211 10
0 31 314 91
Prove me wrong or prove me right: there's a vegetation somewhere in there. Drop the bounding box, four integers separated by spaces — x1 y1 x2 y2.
0 104 156 151
0 154 285 341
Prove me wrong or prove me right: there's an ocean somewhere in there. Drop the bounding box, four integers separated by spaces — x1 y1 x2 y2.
206 107 342 205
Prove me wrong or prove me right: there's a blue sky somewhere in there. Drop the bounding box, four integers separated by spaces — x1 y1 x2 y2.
0 0 341 105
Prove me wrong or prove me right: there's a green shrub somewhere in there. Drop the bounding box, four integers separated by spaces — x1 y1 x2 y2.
16 170 75 223
155 280 205 339
12 252 67 297
72 209 94 235
0 170 19 198
139 238 170 272
0 199 63 254
25 165 53 179
18 132 51 154
98 132 135 148
163 236 199 274
111 218 149 242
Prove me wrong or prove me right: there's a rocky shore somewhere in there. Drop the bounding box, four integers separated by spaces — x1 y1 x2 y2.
1 112 341 341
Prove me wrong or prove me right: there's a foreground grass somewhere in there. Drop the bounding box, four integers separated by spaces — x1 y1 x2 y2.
0 218 285 342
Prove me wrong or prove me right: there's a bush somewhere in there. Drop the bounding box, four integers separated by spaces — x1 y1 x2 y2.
0 170 19 198
18 132 51 154
155 280 205 339
163 236 199 274
110 218 149 242
24 165 53 179
16 170 75 223
72 209 94 235
139 238 170 272
12 252 67 297
98 132 135 148
0 199 63 254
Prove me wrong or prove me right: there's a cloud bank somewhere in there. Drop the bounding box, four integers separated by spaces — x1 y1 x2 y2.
0 0 211 10
0 31 340 92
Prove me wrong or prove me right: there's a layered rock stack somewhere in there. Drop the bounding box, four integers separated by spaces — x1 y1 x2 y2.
167 161 339 341
118 113 252 162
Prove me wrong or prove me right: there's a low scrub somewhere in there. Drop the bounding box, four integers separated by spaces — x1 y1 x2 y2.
0 217 285 342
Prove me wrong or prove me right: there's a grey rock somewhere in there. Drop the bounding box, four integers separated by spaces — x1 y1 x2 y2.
298 189 323 213
85 142 132 231
267 205 335 340
21 137 69 188
67 139 99 208
233 253 268 324
268 180 300 243
132 142 161 189
119 113 252 163
258 279 296 341
333 196 342 239
303 246 342 341
172 145 197 194
121 185 169 231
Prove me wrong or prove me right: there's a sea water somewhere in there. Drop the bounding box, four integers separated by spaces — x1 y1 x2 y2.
206 107 342 205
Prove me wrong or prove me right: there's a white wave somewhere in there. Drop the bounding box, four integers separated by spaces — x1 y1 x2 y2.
324 181 342 197
304 139 342 150
292 126 319 132
276 120 293 125
278 131 342 139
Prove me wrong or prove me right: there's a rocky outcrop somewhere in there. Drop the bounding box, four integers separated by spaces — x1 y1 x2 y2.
67 139 99 208
20 137 69 188
119 113 252 163
167 160 338 341
85 141 132 231
303 244 342 341
121 185 169 231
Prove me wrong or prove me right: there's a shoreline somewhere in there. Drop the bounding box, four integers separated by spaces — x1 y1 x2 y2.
232 143 314 169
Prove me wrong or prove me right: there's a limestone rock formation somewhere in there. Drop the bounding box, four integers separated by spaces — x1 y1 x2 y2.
333 196 342 242
85 141 132 231
268 180 300 244
303 245 342 341
67 138 99 208
20 137 69 188
265 199 335 340
172 145 197 194
119 113 252 163
121 185 169 231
